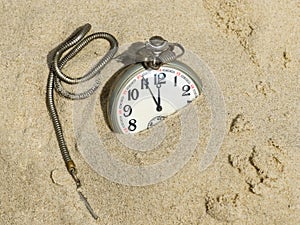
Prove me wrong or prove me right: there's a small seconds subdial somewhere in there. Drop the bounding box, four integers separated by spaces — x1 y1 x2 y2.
108 61 201 133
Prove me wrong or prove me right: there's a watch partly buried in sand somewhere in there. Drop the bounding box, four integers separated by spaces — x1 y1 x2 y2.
46 24 202 218
106 36 202 133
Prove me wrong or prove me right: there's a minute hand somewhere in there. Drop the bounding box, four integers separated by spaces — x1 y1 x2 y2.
156 85 162 112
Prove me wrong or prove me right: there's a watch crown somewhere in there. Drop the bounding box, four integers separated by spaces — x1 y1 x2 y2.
147 36 169 52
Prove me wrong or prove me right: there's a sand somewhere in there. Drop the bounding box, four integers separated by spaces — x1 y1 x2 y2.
0 0 299 224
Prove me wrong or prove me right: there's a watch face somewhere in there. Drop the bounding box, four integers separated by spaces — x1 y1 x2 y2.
108 61 201 133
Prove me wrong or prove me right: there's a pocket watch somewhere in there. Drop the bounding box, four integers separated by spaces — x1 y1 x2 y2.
107 37 202 133
47 24 204 218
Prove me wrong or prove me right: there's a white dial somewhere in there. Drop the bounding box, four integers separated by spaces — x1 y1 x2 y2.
108 61 201 133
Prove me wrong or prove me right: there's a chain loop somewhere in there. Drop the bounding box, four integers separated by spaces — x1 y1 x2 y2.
46 24 118 183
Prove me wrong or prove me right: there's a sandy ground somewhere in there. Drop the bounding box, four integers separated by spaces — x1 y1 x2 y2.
0 0 299 224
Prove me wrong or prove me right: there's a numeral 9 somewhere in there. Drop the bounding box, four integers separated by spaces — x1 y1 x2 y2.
123 105 132 117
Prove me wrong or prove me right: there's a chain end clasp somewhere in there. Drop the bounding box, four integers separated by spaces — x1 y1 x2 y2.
66 160 81 188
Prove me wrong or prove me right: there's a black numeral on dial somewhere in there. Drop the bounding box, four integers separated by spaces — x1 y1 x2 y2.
182 85 191 96
154 73 166 86
123 105 132 117
128 119 137 131
141 78 149 89
128 88 139 101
